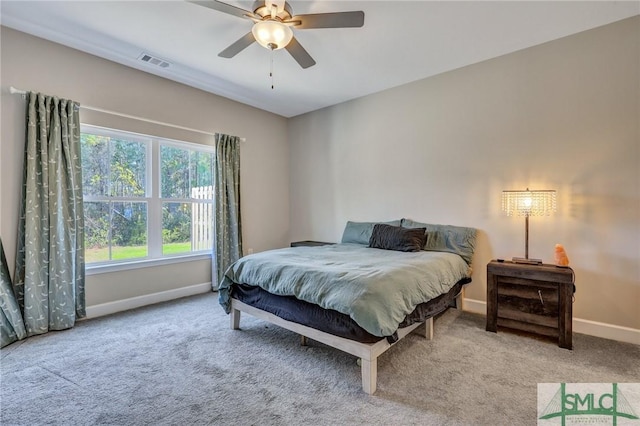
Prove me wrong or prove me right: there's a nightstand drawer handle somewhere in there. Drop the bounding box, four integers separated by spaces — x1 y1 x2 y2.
538 290 544 305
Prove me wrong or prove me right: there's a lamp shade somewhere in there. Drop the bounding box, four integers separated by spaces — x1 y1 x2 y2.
252 20 293 51
502 189 556 217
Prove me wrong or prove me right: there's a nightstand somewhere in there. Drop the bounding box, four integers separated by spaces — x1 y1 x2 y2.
290 240 334 247
486 260 575 349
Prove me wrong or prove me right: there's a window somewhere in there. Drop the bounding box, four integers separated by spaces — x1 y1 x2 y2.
81 125 214 265
160 144 214 256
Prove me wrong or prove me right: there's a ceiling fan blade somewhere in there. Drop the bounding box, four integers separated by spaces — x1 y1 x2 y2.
285 36 316 69
188 0 256 19
290 11 364 29
218 32 256 58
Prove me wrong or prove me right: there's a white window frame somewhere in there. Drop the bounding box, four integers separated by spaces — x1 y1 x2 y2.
81 125 214 275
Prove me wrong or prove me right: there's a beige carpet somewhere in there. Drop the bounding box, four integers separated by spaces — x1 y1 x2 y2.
2 292 638 425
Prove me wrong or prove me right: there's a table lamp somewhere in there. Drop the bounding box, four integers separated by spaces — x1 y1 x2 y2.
502 188 556 264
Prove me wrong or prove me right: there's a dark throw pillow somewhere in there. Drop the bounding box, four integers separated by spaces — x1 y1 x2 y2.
368 224 427 252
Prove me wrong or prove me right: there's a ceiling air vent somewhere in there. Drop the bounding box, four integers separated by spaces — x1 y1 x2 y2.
138 53 171 69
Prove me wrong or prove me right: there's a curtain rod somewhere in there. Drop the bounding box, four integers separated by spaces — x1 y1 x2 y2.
9 86 245 141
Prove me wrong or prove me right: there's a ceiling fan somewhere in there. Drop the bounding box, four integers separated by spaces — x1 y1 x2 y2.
190 0 365 69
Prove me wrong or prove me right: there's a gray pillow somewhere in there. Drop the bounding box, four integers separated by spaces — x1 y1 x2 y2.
401 218 477 266
341 220 402 245
369 224 427 252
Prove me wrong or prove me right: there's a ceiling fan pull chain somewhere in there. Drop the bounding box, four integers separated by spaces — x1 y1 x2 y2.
270 49 275 90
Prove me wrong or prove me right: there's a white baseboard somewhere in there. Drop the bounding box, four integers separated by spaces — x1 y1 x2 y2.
462 298 487 316
462 298 640 346
85 282 212 319
572 318 640 346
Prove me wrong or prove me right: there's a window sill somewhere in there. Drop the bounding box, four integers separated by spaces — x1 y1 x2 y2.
85 253 211 276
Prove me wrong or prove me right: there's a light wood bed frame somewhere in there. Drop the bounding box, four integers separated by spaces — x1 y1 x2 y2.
229 291 464 394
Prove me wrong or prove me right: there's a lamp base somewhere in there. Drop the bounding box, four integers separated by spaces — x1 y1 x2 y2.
512 257 542 265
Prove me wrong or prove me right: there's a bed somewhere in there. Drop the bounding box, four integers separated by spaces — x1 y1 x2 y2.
218 219 477 394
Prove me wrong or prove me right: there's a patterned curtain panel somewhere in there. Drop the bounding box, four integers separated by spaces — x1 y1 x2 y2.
13 92 86 337
212 133 242 290
0 238 27 348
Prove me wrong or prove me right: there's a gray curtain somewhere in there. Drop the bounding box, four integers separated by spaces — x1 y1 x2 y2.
13 92 85 337
1 238 27 348
212 133 242 290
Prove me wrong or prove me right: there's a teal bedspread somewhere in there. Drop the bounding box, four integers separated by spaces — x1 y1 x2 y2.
218 243 471 337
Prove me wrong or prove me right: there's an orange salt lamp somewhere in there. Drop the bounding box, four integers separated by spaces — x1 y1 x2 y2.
554 244 570 267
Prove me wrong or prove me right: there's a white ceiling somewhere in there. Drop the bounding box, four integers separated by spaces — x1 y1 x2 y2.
1 1 638 117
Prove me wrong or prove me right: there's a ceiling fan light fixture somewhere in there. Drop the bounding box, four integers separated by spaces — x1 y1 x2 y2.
252 20 293 50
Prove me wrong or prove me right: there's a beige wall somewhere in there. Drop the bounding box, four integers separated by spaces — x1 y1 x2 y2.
289 17 640 330
0 27 290 306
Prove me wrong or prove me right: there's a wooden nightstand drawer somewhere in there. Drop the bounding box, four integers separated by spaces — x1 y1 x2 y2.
498 295 558 321
498 277 558 304
486 260 575 349
497 279 559 319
